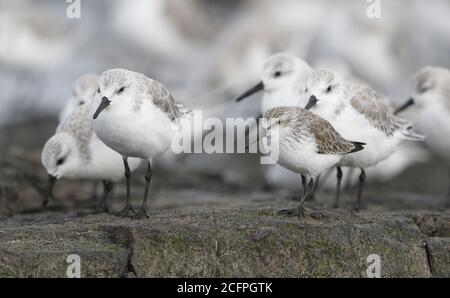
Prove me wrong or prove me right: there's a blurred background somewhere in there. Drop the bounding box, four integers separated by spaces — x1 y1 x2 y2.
0 0 449 217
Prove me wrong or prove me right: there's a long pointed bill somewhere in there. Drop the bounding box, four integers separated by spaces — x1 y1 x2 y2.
44 175 57 206
93 96 111 119
394 98 415 115
305 95 318 110
235 81 264 102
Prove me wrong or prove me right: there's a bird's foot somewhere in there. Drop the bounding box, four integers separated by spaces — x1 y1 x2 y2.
278 207 305 218
133 207 149 220
116 205 135 217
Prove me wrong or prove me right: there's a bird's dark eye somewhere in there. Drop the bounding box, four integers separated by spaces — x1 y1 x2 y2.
57 157 65 166
326 86 332 93
117 87 125 94
97 87 100 93
274 71 282 78
78 100 85 106
305 88 308 93
419 84 432 93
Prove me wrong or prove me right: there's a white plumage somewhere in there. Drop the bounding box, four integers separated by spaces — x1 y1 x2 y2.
92 68 186 218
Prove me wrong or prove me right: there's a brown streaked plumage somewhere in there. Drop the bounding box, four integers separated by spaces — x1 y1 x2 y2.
147 80 181 121
265 106 363 155
349 85 400 136
264 106 364 218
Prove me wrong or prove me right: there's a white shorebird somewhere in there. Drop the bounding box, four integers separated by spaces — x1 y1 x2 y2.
92 68 185 218
41 75 141 212
395 66 450 207
59 74 98 123
304 69 424 210
263 106 365 217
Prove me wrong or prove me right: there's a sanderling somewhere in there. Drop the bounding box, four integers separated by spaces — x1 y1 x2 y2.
304 69 424 210
235 53 313 111
59 74 98 123
396 66 450 207
92 68 185 218
41 75 141 212
263 106 365 217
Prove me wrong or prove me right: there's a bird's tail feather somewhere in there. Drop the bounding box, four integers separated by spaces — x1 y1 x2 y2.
350 141 366 153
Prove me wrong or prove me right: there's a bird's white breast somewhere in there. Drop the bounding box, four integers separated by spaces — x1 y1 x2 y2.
271 129 341 177
93 101 177 160
331 106 402 168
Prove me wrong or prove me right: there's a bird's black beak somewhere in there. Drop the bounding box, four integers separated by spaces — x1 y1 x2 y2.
235 81 264 102
305 95 318 110
93 96 111 119
44 174 57 206
393 98 415 115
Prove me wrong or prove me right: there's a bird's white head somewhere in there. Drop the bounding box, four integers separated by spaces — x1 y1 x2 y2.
59 74 99 122
261 53 312 93
41 133 81 206
411 66 450 109
72 74 99 106
93 68 147 119
304 69 347 118
41 133 79 180
235 53 312 104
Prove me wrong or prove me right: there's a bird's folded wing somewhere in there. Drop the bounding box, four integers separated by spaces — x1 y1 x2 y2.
149 81 181 121
307 113 356 155
350 87 398 136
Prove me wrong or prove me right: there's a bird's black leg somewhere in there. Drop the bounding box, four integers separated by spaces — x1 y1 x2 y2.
333 166 343 209
299 178 315 217
279 175 306 217
116 157 135 217
134 161 152 219
279 175 314 218
307 174 319 201
300 174 307 198
355 168 366 212
97 180 114 213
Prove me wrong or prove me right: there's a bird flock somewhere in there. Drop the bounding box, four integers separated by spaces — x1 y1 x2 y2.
41 53 450 218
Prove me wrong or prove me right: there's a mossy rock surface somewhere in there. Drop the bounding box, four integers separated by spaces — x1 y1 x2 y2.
1 209 446 278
